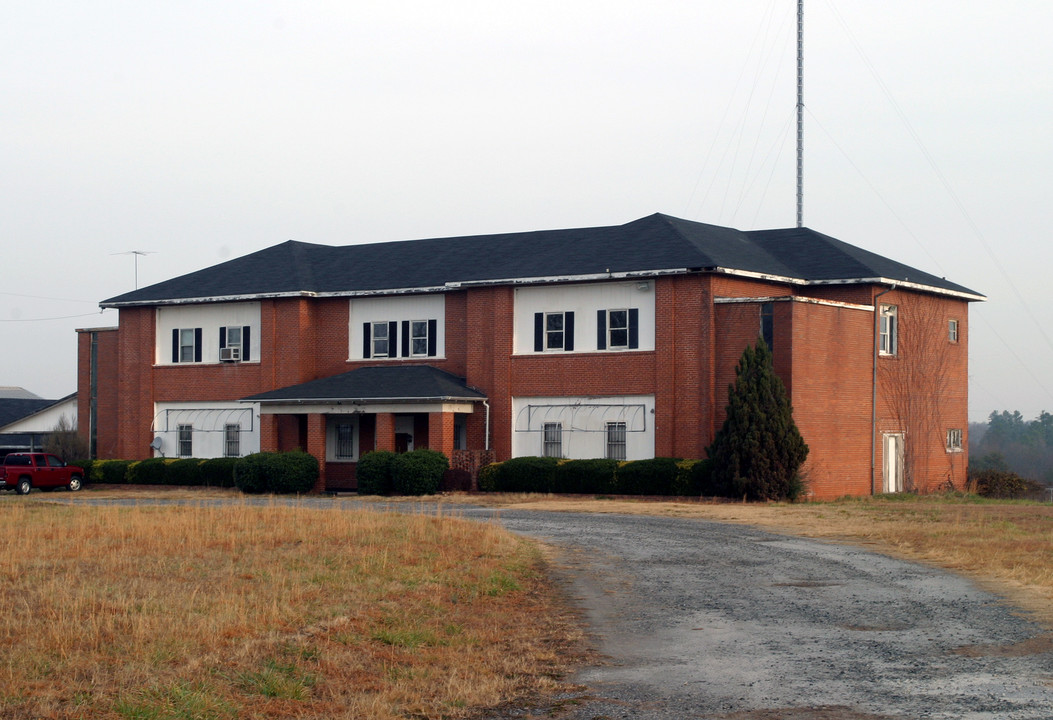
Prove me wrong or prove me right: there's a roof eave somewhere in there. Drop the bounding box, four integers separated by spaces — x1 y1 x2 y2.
243 395 485 405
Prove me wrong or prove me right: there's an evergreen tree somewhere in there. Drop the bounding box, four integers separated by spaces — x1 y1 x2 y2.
706 339 809 501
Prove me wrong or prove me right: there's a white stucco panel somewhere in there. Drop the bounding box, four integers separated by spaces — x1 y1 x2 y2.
511 395 656 460
513 281 655 354
155 302 261 365
348 294 446 360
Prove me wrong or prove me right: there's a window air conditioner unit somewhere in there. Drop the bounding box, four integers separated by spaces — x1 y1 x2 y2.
220 347 241 362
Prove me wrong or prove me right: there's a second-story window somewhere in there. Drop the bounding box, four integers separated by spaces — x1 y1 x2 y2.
172 328 202 363
597 309 639 350
879 305 898 356
401 319 437 357
949 319 959 343
219 326 251 362
534 312 575 352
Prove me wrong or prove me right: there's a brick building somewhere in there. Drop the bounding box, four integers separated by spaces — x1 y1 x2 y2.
77 213 983 498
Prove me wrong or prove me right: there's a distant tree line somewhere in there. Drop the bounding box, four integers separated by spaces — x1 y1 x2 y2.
971 410 1053 484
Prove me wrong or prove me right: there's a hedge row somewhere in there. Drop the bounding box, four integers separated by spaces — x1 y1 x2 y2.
356 449 449 496
75 453 318 494
478 457 714 496
969 468 1047 500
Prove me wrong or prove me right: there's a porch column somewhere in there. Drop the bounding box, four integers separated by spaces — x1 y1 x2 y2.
260 414 279 453
428 411 456 458
306 413 327 493
375 413 397 452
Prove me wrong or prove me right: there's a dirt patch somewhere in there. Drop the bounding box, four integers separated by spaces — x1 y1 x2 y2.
953 632 1053 658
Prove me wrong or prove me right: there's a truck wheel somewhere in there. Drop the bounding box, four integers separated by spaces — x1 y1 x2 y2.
68 475 83 492
16 478 31 495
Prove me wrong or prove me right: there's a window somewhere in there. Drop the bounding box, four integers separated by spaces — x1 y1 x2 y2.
946 429 963 452
172 328 202 363
879 305 898 356
533 312 575 352
224 424 240 457
949 319 959 343
367 321 394 358
596 309 639 350
606 422 627 461
178 425 193 458
410 321 428 355
220 325 251 362
335 423 354 459
542 422 562 458
761 302 774 351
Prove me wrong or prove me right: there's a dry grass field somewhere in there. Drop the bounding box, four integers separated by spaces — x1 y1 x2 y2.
0 500 582 720
5 488 1053 719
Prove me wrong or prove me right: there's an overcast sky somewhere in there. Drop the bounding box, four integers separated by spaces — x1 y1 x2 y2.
2 1 1050 423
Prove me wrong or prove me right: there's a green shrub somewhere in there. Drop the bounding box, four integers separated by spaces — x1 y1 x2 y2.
391 449 448 496
233 453 272 494
167 458 203 486
199 457 238 487
94 459 131 484
356 450 397 495
672 458 711 496
614 457 682 495
234 452 319 494
971 469 1045 499
554 459 618 494
493 456 560 493
477 462 501 492
126 457 168 485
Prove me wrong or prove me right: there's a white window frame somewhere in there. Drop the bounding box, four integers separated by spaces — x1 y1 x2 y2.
606 421 627 461
371 321 391 358
224 423 241 458
542 422 563 458
545 312 566 351
946 428 963 453
879 304 898 356
178 424 193 458
410 320 430 357
607 309 630 349
948 319 959 343
178 329 197 363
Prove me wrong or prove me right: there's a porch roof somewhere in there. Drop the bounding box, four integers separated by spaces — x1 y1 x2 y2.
242 365 486 404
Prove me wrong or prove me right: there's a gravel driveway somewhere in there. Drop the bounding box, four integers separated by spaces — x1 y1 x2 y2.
470 508 1053 720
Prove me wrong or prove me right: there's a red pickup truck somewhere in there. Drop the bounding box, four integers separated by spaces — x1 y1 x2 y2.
0 453 84 494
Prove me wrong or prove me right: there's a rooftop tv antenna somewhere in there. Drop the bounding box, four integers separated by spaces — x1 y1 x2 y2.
112 250 156 289
796 0 804 228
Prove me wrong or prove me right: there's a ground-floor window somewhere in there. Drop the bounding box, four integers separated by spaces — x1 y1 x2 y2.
336 422 355 459
606 421 627 460
542 422 563 458
224 424 240 457
178 425 193 457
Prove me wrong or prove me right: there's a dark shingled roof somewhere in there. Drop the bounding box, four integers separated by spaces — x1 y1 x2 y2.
0 399 59 429
102 213 983 306
243 366 487 403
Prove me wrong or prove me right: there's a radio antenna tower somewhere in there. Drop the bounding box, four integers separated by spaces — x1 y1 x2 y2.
796 0 804 228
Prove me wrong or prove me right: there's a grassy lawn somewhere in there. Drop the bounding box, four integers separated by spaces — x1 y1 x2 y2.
5 488 1053 719
0 499 582 719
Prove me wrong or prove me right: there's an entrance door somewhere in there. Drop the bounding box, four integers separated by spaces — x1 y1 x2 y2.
394 415 415 453
883 433 905 493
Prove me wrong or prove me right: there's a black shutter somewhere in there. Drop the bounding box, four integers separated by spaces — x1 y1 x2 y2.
534 313 544 352
242 325 251 361
597 310 607 350
388 321 398 358
428 319 437 357
194 328 202 363
401 321 409 357
172 329 179 363
628 308 639 349
363 323 372 358
219 327 226 349
564 312 575 351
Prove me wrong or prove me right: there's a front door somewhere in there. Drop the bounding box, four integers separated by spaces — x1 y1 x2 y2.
883 433 905 493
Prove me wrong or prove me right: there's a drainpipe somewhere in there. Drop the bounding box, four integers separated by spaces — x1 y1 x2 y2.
482 399 491 451
872 285 895 495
